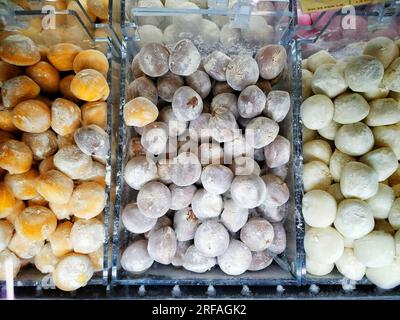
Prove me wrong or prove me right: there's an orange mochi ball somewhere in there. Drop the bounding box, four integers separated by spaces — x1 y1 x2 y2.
70 69 110 102
0 139 33 174
12 99 51 133
4 169 39 200
69 181 106 219
36 169 74 204
47 43 82 71
0 35 40 66
51 98 81 136
15 206 57 241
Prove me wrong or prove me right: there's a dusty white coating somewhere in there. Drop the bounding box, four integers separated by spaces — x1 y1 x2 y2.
203 51 231 81
237 85 266 119
264 90 291 123
191 188 223 220
226 55 259 91
245 116 279 149
221 199 249 232
173 207 200 241
53 145 93 180
194 220 229 257
268 223 286 255
121 240 154 273
186 70 212 99
199 143 223 165
169 152 202 186
209 108 240 143
172 241 191 267
34 243 59 274
124 156 158 190
231 175 267 209
302 190 337 228
8 233 44 259
211 93 239 119
229 156 260 176
169 184 197 210
240 217 274 252
334 199 374 239
262 174 290 207
169 39 201 76
217 240 252 276
147 226 177 265
122 202 157 234
141 122 169 155
201 164 233 195
70 218 105 254
137 181 171 218
183 245 216 273
52 254 94 291
248 250 274 271
264 135 291 168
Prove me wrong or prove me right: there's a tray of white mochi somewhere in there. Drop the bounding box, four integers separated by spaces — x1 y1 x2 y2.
113 7 298 282
301 36 400 290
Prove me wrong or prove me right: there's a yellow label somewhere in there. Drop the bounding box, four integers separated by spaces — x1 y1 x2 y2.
300 0 385 13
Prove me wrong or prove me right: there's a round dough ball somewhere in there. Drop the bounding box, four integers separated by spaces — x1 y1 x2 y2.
173 207 200 242
329 150 356 183
48 221 73 257
121 240 153 273
169 184 197 211
169 152 202 187
191 188 223 220
335 122 374 156
201 164 233 195
335 247 366 281
333 92 370 124
363 36 399 68
15 206 57 241
303 139 332 164
262 175 290 207
255 44 287 80
334 199 374 239
123 97 159 127
53 145 93 180
217 240 252 276
34 243 59 274
359 147 398 181
248 250 274 271
303 160 332 192
183 245 216 273
240 217 274 252
122 203 157 234
263 135 290 168
318 120 341 141
221 199 249 233
373 124 400 160
226 55 259 91
340 161 379 200
366 256 400 289
306 256 334 276
345 55 384 92
172 241 191 267
302 69 313 99
303 126 317 143
268 223 287 255
194 220 229 257
69 182 106 219
124 156 158 190
301 94 334 130
307 50 336 73
362 86 389 101
70 218 105 254
52 254 94 291
138 42 169 77
147 226 177 265
304 227 344 264
8 232 43 259
302 190 337 228
230 175 267 209
383 57 400 92
388 199 400 230
366 183 395 219
229 156 260 176
137 25 163 47
137 181 171 218
366 98 400 127
311 64 348 98
327 183 345 203
169 39 201 76
354 231 395 268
